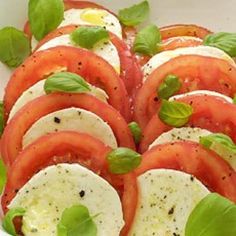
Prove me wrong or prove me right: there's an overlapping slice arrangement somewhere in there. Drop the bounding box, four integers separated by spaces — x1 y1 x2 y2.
0 1 236 236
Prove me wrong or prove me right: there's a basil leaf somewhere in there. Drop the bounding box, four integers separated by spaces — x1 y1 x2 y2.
107 147 142 174
158 75 181 99
118 1 149 26
0 101 4 136
0 159 6 194
57 205 97 236
159 100 193 127
0 27 30 68
133 25 161 56
200 133 236 152
70 26 109 49
233 95 236 104
44 72 91 94
2 207 26 236
28 0 64 41
203 32 236 57
128 122 142 144
185 193 236 236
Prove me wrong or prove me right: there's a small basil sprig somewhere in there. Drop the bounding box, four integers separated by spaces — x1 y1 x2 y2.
2 207 26 236
158 75 181 99
0 159 6 194
159 100 193 127
0 27 30 68
57 205 97 236
133 25 161 56
70 26 109 49
128 122 142 144
200 133 236 152
185 193 236 236
44 72 91 94
28 0 64 41
203 32 236 57
118 1 149 26
107 148 142 174
233 95 236 104
0 101 4 135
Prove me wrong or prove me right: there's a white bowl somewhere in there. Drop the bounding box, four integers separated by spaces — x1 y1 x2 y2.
0 0 235 235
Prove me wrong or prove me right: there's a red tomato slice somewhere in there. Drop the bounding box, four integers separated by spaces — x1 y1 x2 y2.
34 25 142 98
140 94 236 152
160 24 212 40
1 93 135 167
136 141 236 202
134 55 236 129
1 131 138 235
4 46 131 121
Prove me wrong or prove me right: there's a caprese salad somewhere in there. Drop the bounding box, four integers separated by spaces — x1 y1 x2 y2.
0 0 235 236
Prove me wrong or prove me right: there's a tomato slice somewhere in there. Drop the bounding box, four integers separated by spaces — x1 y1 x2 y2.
34 25 142 98
1 93 135 166
160 24 212 40
4 46 131 121
136 141 236 202
140 94 236 152
134 55 236 129
1 131 138 235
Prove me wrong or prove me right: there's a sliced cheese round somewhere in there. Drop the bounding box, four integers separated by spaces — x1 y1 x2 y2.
142 45 236 81
9 164 124 236
22 107 117 148
37 35 120 74
8 79 108 121
129 169 209 236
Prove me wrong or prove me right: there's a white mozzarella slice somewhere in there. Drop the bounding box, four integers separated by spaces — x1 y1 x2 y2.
142 45 236 81
8 79 108 121
9 164 124 236
23 107 117 148
59 8 122 39
37 35 120 74
169 90 233 103
129 169 209 236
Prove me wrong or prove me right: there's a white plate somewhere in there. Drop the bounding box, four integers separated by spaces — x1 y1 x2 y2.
0 0 235 235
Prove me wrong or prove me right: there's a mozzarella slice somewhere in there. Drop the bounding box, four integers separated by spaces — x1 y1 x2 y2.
149 127 236 170
163 36 203 44
169 90 233 103
9 164 124 236
8 79 108 121
143 45 236 81
129 169 209 236
23 107 117 149
37 35 120 74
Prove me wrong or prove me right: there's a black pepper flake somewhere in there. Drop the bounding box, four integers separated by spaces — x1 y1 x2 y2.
79 190 85 198
54 117 61 124
153 97 159 102
168 206 175 215
190 176 194 181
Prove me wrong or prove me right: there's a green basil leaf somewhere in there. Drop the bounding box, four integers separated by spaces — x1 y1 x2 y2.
70 26 109 49
0 159 6 194
128 122 142 144
2 207 26 236
0 101 4 136
185 193 236 236
28 0 64 41
200 133 236 152
107 147 142 174
159 100 193 127
158 75 181 99
0 27 30 68
118 1 149 26
57 205 97 236
203 32 236 57
233 95 236 104
133 25 161 56
44 72 91 94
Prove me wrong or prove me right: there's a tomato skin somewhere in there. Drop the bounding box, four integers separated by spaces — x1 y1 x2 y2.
34 25 142 98
160 24 212 40
64 0 108 11
136 141 236 202
1 93 135 167
134 55 236 129
4 46 131 121
140 95 236 152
